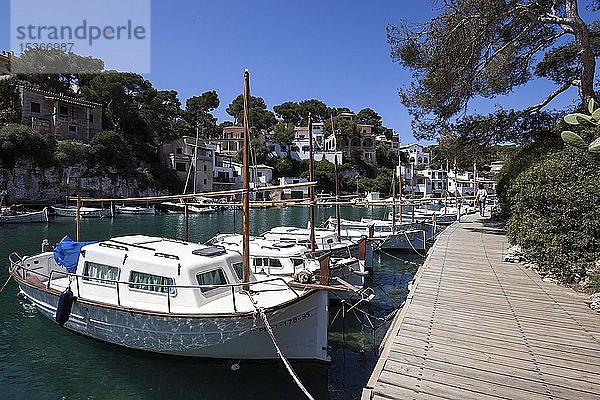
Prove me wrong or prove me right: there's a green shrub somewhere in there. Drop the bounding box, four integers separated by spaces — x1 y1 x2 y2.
0 123 50 167
89 130 134 172
54 140 91 166
506 145 600 283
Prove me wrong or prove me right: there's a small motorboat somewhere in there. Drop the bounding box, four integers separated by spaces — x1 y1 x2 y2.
114 205 156 215
52 206 112 218
0 206 49 224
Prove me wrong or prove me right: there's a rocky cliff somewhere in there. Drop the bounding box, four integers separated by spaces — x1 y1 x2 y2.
0 160 168 204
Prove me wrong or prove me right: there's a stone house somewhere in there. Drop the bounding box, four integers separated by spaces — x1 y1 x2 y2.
159 137 214 193
19 86 103 142
323 112 376 163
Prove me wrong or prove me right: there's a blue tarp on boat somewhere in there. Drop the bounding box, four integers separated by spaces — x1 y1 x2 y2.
53 236 97 273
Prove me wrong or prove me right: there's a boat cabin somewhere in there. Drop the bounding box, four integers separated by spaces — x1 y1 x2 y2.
25 235 252 313
211 234 318 276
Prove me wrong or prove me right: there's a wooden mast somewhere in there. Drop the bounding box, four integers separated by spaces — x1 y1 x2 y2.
399 158 403 224
334 154 341 239
308 113 316 257
242 70 251 285
392 171 396 234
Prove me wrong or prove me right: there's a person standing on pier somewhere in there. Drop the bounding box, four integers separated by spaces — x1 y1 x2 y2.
476 184 488 217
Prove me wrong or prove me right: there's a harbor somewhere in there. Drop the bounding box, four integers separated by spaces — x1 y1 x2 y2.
0 206 422 400
1 1 600 399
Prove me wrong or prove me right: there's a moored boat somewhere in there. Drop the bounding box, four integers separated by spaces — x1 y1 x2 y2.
0 207 49 224
9 235 329 361
115 205 156 215
210 233 368 291
52 206 112 218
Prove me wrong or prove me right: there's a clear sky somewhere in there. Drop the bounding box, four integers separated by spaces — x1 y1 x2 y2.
0 0 588 143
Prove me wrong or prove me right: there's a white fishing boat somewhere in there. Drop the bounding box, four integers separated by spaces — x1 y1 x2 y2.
160 201 215 214
388 209 457 225
262 226 372 264
324 217 435 252
53 206 112 218
209 233 367 290
0 207 49 224
115 205 156 215
9 235 329 361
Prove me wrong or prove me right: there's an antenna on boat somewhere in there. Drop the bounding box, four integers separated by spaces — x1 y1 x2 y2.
308 112 316 257
242 69 251 286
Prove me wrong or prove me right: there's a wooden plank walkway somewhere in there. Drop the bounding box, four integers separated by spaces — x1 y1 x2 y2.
362 214 600 400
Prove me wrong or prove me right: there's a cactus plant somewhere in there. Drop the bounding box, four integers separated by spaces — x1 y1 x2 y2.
562 99 600 153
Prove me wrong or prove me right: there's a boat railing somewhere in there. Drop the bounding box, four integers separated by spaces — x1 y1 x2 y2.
10 259 299 313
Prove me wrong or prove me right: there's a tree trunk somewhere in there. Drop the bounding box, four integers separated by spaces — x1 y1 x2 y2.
566 0 597 103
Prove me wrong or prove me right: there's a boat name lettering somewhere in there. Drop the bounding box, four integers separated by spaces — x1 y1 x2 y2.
258 312 310 332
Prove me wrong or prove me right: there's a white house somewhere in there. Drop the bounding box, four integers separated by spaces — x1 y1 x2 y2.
398 143 430 168
267 122 343 163
278 177 309 199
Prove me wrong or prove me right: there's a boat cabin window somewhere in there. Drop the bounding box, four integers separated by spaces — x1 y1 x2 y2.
253 258 283 269
83 262 120 285
196 269 228 293
129 271 176 295
291 258 304 267
232 262 243 280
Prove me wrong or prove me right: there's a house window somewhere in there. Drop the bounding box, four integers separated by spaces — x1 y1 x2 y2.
83 262 120 285
31 102 41 113
203 164 207 172
257 172 262 177
203 179 207 185
175 162 187 172
68 125 77 133
89 114 94 123
176 148 183 155
129 271 175 294
59 105 69 116
302 146 310 152
196 269 228 293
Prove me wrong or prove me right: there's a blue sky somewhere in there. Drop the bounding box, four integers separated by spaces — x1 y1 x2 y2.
0 0 589 143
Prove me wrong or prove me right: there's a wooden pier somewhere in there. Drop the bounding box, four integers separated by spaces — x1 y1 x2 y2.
363 214 600 400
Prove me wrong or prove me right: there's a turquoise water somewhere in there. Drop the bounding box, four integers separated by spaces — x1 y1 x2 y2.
0 207 421 400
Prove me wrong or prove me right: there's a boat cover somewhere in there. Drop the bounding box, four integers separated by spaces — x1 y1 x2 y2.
53 236 97 273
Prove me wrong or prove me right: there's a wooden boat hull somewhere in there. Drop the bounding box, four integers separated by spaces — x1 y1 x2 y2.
0 208 48 223
115 206 156 215
15 278 330 362
53 207 112 218
378 230 427 251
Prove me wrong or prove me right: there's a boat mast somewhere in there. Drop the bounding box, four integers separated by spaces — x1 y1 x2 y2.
334 154 341 239
308 112 316 257
392 170 396 234
242 70 251 284
398 153 403 224
193 126 200 194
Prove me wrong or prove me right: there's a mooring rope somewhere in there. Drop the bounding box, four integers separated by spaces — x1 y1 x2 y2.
0 275 12 294
403 230 427 257
256 307 315 400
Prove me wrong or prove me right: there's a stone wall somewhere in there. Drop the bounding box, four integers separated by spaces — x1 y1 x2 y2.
0 160 168 204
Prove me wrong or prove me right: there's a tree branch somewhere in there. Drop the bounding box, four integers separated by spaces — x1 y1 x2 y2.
522 80 576 113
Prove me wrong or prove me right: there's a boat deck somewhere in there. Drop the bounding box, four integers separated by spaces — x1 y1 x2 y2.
363 214 600 400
